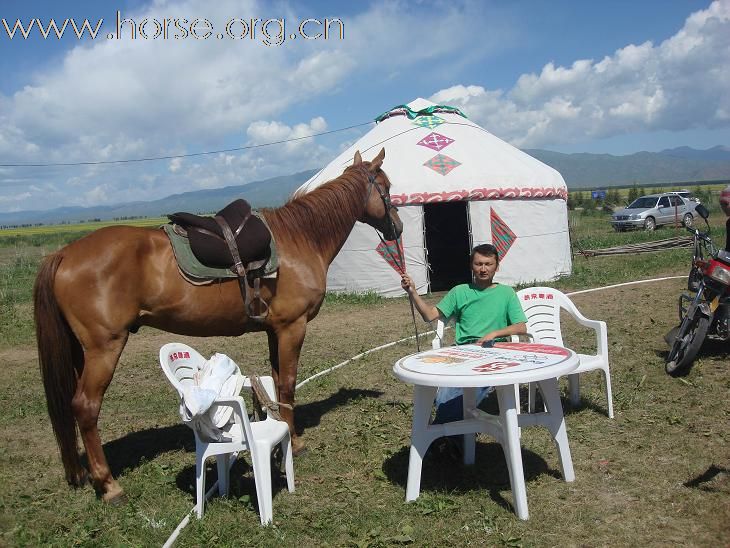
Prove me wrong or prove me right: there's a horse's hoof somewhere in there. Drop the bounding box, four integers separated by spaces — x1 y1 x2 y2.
103 491 128 506
292 439 308 457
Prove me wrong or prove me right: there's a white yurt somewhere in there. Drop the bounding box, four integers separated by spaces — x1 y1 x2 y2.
296 98 572 296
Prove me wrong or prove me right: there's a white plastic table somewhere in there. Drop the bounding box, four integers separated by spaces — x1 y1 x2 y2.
393 342 579 520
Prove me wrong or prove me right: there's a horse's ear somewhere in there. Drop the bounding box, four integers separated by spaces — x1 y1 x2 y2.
353 151 362 165
370 148 385 171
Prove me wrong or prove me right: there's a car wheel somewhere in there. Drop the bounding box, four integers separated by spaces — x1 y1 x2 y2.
644 216 656 231
682 213 693 227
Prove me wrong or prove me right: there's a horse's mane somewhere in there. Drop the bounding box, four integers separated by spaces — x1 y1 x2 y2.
262 165 375 254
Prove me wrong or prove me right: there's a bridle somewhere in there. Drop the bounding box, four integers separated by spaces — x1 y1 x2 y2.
362 170 399 239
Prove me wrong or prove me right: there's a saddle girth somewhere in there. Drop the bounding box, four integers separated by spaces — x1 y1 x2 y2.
213 214 270 322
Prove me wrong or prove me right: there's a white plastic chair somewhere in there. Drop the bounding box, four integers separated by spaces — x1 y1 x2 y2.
516 287 613 418
159 342 294 525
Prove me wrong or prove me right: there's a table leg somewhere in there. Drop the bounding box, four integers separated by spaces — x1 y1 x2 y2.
406 385 437 502
462 388 477 465
496 385 529 520
536 377 575 482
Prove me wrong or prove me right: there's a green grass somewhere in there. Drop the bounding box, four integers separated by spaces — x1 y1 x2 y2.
0 216 168 237
324 290 384 307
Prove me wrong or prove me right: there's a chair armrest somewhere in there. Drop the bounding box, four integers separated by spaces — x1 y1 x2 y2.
570 316 608 358
211 396 248 426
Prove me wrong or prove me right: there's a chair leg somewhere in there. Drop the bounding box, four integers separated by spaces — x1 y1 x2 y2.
250 444 273 525
602 367 614 419
527 382 540 413
216 454 230 497
281 437 295 493
462 388 476 465
568 373 580 407
195 452 206 519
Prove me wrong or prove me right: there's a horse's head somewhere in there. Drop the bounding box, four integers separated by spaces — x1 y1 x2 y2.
353 148 403 241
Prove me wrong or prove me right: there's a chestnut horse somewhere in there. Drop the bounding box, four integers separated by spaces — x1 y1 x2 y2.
33 149 402 503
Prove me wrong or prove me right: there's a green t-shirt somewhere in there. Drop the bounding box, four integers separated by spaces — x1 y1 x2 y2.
436 283 527 345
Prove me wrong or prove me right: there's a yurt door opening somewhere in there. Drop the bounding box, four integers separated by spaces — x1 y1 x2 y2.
424 202 472 292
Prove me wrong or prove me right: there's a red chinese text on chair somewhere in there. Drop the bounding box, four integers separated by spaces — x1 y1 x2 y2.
159 342 294 525
516 287 613 418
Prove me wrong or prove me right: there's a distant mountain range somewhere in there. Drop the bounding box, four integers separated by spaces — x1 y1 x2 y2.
526 145 730 188
0 169 318 226
2 146 730 226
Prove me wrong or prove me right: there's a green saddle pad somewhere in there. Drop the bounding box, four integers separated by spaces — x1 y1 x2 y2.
162 214 278 282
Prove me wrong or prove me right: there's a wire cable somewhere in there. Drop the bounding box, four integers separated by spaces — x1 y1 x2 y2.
0 122 373 168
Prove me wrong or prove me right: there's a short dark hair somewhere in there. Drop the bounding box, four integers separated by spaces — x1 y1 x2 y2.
470 243 499 265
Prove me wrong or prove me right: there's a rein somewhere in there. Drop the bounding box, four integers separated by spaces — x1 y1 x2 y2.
364 171 421 352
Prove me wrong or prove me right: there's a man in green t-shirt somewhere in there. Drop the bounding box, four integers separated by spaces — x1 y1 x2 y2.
401 243 527 424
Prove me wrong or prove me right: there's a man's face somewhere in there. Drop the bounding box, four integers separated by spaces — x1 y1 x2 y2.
471 252 499 284
720 191 730 217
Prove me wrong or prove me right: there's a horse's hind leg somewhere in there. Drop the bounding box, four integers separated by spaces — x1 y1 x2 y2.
72 332 129 503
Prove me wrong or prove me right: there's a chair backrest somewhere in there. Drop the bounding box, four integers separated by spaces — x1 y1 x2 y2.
159 342 208 397
516 286 579 346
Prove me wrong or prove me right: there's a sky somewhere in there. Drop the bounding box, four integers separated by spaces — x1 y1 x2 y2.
1 0 729 213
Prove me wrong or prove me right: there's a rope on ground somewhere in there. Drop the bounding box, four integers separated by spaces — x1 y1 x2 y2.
579 236 692 257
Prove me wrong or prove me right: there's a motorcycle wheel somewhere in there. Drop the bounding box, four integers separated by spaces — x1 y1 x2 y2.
665 313 711 376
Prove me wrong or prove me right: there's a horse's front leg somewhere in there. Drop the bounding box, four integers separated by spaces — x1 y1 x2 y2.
266 329 280 393
274 317 307 455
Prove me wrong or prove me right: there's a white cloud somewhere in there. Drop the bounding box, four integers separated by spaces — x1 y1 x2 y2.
431 0 730 148
169 157 182 172
1 0 499 211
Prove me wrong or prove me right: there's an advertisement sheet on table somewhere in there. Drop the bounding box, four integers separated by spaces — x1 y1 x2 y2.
399 343 571 377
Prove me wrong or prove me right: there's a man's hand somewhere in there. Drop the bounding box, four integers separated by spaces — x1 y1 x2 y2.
401 273 416 294
476 333 499 346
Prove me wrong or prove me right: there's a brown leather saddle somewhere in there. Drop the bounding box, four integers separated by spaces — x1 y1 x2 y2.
168 199 272 320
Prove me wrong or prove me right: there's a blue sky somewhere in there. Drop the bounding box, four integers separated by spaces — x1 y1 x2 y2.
1 0 729 212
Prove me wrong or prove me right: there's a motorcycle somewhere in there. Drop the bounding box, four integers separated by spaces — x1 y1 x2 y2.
665 203 730 376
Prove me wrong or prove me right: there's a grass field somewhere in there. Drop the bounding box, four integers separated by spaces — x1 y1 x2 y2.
0 216 168 237
1 212 728 546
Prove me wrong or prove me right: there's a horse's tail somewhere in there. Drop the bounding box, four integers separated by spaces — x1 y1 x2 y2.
33 252 83 483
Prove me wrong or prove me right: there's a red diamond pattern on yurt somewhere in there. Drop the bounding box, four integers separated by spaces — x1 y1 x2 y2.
490 208 517 260
417 132 455 152
376 239 406 273
424 154 461 176
412 115 445 129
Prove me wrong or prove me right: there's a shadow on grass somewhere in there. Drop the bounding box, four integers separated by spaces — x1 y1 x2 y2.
382 442 561 513
102 424 194 478
683 464 728 491
295 387 383 435
98 388 382 478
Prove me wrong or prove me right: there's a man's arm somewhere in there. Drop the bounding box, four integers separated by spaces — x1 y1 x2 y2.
476 322 527 345
401 274 441 322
